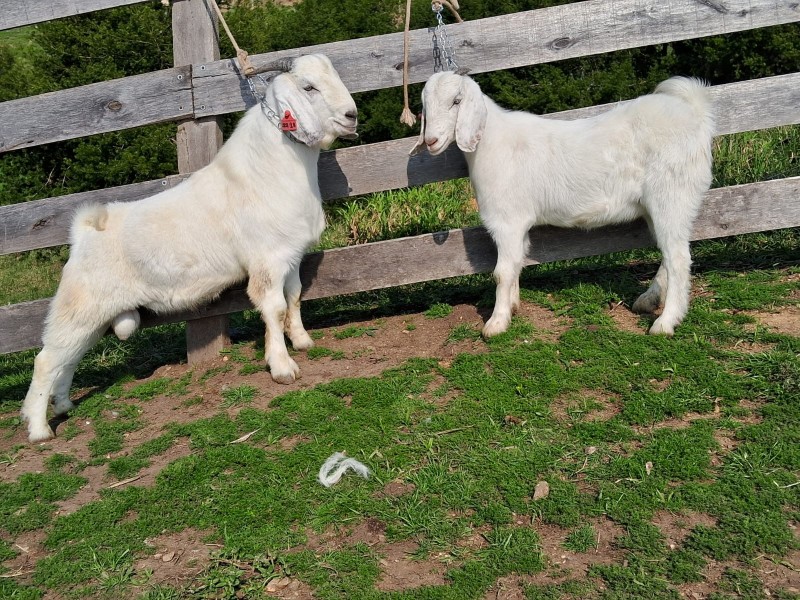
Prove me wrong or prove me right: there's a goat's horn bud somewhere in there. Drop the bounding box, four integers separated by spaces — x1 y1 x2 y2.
249 58 296 76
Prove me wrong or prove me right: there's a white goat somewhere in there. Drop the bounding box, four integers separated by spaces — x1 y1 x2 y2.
22 54 358 443
412 72 714 338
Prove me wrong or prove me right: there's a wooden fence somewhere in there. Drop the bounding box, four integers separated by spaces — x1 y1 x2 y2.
1 0 799 360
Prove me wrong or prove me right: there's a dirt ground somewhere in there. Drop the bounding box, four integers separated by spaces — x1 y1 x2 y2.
2 296 799 598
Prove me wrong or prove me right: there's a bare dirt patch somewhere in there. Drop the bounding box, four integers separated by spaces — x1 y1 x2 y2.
652 510 717 550
550 389 622 424
606 303 647 334
748 304 800 338
133 528 219 590
300 518 448 592
0 529 47 581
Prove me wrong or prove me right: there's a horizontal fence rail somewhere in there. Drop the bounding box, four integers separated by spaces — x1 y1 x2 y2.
3 72 799 256
0 0 147 31
0 68 193 154
191 0 800 118
2 0 799 152
2 176 798 355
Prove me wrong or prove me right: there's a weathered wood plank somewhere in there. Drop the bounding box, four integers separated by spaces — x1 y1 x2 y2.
3 176 797 354
0 176 188 255
3 0 797 151
0 0 148 30
172 0 229 364
3 73 797 256
191 0 800 117
0 68 193 154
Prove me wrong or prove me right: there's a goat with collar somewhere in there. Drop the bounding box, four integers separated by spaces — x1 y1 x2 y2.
21 54 358 443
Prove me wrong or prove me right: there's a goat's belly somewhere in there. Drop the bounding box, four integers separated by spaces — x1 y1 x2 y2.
544 198 644 230
138 264 245 314
142 275 242 314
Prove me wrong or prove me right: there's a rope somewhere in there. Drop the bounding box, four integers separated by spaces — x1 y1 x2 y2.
207 0 256 77
399 1 464 127
400 0 416 126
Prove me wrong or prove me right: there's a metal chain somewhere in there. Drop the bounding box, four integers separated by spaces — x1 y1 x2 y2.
246 74 286 132
431 3 459 72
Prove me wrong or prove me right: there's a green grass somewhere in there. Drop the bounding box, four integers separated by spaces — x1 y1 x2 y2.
221 384 259 407
0 253 798 597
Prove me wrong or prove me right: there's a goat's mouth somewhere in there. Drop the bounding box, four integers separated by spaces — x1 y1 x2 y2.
335 120 358 139
426 141 447 155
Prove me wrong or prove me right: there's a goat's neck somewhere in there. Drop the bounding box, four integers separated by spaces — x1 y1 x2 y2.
464 97 538 171
218 104 320 185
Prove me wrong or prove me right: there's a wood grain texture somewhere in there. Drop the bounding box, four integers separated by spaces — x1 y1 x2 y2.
0 68 193 154
0 176 188 255
4 73 797 257
190 0 800 117
3 176 797 354
0 0 147 30
172 0 229 364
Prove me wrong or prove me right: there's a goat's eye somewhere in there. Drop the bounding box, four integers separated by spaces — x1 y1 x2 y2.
303 84 316 92
452 98 461 106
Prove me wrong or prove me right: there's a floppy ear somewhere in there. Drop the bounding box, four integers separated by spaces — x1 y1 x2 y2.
409 112 427 156
271 75 324 146
455 78 487 152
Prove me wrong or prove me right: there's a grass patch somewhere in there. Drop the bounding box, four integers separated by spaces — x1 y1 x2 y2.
307 346 346 360
425 302 454 319
221 384 259 408
333 325 378 340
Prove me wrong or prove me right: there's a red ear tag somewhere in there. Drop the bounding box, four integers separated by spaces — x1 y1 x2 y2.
279 110 298 132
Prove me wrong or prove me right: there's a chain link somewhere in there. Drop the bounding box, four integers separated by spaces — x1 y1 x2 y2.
246 74 285 131
431 3 459 72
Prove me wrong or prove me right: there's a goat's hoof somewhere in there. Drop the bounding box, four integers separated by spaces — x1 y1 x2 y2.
648 319 675 336
270 357 300 384
632 294 660 314
482 317 510 339
290 333 315 352
28 425 55 443
52 398 75 417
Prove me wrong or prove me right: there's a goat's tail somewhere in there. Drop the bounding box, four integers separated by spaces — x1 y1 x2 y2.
654 77 714 124
70 204 109 246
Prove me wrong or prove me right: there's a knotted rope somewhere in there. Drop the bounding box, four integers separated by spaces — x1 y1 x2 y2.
400 0 463 127
208 0 256 77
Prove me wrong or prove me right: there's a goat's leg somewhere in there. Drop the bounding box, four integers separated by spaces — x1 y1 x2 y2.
632 217 667 314
22 327 103 442
248 269 299 384
483 228 529 338
283 263 314 351
649 233 692 336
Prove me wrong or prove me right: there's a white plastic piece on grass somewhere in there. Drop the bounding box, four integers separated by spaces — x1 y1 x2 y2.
318 452 370 488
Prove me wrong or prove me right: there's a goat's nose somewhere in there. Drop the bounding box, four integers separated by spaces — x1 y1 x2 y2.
345 109 358 121
426 137 439 147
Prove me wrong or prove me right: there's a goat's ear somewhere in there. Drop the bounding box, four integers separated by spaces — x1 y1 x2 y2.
455 78 487 153
272 75 324 146
409 112 427 156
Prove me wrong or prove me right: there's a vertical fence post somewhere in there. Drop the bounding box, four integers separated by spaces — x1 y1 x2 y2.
172 0 229 364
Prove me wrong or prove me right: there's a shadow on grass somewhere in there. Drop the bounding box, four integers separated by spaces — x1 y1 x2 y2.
2 229 796 418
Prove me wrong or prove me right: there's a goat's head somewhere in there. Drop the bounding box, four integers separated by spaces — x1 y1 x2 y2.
410 70 487 156
263 54 358 149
